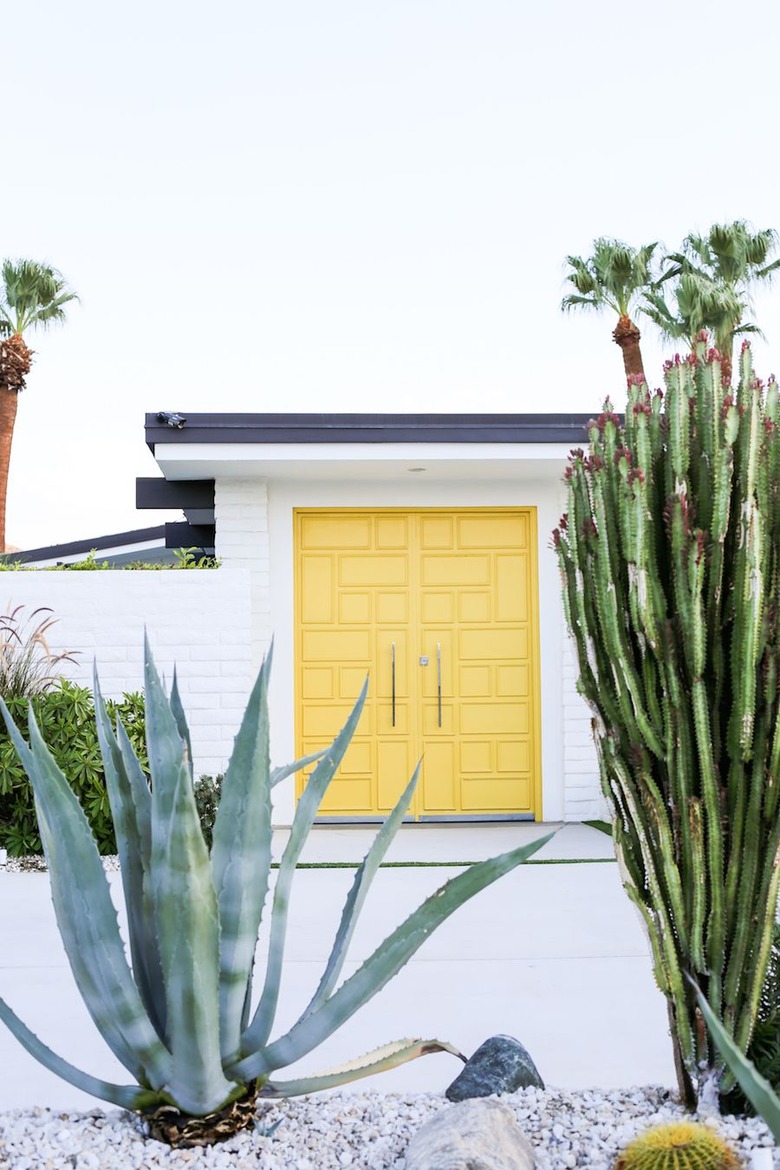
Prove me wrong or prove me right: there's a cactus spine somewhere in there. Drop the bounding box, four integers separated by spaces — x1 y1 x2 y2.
614 1123 740 1170
554 338 780 1107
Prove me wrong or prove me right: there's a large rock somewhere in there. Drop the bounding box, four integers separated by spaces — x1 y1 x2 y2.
445 1035 544 1102
405 1098 534 1170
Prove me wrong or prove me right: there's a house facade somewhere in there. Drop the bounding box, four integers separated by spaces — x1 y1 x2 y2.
141 412 601 824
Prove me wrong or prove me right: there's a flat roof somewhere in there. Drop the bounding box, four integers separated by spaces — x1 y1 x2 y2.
145 412 594 450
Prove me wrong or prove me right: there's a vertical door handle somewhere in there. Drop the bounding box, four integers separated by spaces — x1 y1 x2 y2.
391 641 396 727
436 642 442 728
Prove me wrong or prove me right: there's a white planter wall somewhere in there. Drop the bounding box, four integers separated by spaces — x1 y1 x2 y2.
0 570 253 777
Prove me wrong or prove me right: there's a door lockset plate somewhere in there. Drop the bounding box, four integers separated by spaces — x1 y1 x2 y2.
419 655 429 665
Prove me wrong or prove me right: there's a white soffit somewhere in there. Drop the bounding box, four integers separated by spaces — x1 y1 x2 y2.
152 442 575 482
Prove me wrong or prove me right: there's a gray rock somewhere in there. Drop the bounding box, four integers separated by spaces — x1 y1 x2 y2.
405 1098 535 1170
446 1034 544 1101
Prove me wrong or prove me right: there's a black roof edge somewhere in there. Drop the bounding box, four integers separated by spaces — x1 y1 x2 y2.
164 522 216 550
9 526 169 563
136 477 215 509
144 412 595 450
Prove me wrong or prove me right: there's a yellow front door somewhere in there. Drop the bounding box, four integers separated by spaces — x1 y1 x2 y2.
295 509 541 820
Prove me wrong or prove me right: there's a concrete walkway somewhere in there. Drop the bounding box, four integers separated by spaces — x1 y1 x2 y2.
0 824 676 1111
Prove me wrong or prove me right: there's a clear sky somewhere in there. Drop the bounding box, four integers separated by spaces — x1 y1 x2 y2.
5 0 780 549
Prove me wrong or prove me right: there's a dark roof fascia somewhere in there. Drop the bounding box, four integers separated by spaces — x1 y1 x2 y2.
164 522 216 551
145 412 594 451
10 526 168 564
136 477 215 510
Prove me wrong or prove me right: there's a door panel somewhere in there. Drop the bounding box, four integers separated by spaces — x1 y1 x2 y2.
295 509 540 819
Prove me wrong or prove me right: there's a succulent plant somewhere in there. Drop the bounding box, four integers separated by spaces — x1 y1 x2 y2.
0 639 552 1147
614 1123 740 1170
696 985 780 1142
553 338 780 1107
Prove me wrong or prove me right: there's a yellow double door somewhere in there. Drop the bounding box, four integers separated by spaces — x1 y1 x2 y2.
295 508 540 820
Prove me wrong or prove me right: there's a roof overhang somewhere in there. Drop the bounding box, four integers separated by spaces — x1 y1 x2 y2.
144 413 592 484
150 441 578 483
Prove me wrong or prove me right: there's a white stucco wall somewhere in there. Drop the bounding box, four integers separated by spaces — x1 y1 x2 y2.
213 473 602 824
0 570 253 777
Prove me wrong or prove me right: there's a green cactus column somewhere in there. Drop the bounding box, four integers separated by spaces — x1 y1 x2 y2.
554 338 780 1109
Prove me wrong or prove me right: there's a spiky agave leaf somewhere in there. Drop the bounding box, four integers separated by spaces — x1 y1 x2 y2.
695 985 780 1141
93 669 166 1040
210 648 274 1066
261 1037 465 1097
241 679 369 1052
296 765 420 1024
0 999 158 1111
143 641 238 1116
0 698 172 1094
230 830 556 1082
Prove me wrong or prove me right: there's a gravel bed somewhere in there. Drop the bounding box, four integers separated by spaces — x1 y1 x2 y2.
0 1086 777 1169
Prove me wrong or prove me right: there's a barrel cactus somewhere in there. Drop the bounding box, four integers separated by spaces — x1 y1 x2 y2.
0 639 552 1147
553 337 780 1107
614 1123 740 1170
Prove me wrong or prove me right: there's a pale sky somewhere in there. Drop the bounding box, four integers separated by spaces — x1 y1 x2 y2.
5 0 780 549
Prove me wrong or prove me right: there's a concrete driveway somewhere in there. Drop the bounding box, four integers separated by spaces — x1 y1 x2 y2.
0 824 676 1111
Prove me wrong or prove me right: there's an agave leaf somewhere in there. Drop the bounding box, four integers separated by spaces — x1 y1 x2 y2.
93 670 166 1040
143 634 188 829
0 997 158 1111
270 748 327 788
241 680 369 1052
151 728 238 1115
169 667 193 780
695 985 780 1140
232 831 556 1081
260 1037 464 1097
296 765 419 1023
210 650 274 1066
0 700 171 1091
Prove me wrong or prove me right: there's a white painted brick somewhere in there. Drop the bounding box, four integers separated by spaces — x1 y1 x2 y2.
564 732 595 748
565 762 599 777
565 745 597 761
4 569 251 774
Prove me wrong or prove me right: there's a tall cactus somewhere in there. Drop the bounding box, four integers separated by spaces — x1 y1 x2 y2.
553 336 780 1109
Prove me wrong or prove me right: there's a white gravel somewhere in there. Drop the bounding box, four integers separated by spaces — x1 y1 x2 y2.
0 1087 777 1170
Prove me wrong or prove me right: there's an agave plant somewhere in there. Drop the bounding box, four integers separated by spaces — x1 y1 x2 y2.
0 640 552 1147
695 987 780 1141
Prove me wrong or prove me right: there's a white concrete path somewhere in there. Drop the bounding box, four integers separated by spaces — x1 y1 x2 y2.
0 824 676 1112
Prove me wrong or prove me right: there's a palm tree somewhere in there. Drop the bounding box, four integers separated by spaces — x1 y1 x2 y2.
642 269 747 359
652 221 780 383
561 238 658 381
0 260 78 550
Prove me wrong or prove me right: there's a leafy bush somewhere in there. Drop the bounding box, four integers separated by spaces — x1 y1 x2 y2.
194 774 223 850
0 681 146 856
0 548 219 571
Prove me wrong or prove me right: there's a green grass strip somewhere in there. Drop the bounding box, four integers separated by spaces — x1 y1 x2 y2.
273 857 616 869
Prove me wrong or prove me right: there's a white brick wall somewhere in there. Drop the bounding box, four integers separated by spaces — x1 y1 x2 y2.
214 479 272 672
0 569 252 777
562 636 604 820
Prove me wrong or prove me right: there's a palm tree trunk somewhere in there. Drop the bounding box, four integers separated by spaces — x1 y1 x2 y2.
0 386 19 552
612 314 645 381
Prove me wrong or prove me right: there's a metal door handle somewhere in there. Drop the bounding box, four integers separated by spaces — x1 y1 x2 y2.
437 642 442 728
391 642 396 727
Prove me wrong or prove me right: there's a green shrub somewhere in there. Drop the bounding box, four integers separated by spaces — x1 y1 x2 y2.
0 548 219 571
0 681 147 856
194 774 223 850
